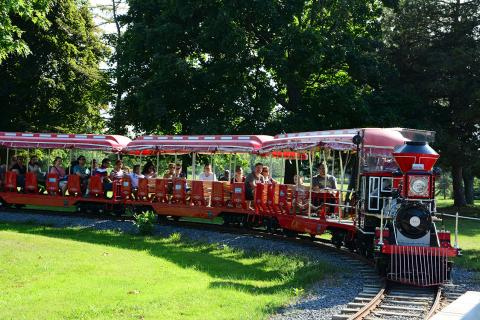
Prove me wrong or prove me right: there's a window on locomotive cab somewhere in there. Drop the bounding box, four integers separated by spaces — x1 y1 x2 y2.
368 177 380 210
381 177 392 192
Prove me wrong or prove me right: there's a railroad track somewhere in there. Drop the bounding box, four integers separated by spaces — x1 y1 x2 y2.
334 282 442 320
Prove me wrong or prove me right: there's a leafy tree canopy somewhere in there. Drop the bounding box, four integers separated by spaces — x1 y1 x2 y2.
116 0 385 135
0 0 109 133
0 0 51 62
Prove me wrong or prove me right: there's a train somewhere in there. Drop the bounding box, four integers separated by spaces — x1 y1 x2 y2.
0 128 459 286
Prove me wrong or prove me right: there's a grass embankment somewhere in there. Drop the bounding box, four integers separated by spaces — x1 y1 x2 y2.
0 223 335 320
436 199 480 272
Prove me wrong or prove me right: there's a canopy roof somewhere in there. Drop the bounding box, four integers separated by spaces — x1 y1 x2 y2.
127 135 273 154
0 132 131 152
260 128 435 156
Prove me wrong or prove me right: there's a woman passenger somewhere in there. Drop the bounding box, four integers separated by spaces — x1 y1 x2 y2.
163 163 175 179
142 161 157 179
261 166 277 184
230 166 245 183
109 160 125 181
50 157 67 194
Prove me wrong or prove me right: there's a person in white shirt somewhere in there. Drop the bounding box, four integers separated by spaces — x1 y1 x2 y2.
129 164 145 189
198 164 217 181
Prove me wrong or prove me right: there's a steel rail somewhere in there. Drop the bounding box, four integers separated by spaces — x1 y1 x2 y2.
346 282 386 320
426 287 442 319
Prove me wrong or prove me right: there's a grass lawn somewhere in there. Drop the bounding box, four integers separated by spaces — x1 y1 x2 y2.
436 198 480 272
0 223 336 320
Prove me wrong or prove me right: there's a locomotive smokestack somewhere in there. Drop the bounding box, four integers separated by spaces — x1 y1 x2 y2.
392 141 439 173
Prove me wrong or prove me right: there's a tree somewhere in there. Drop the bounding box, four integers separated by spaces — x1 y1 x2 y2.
382 0 480 206
115 0 385 135
0 0 109 133
0 0 51 62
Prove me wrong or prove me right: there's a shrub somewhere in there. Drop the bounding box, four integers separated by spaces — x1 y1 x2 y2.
133 211 157 235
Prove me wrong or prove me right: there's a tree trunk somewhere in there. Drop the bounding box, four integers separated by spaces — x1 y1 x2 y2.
452 164 467 206
462 166 474 205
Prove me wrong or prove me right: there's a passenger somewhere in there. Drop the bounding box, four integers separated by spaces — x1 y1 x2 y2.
50 157 67 194
261 165 277 184
230 166 245 183
142 161 157 179
245 162 265 208
94 158 112 192
311 162 337 213
11 156 27 188
129 165 144 189
90 159 98 172
109 160 125 181
73 156 90 193
218 170 230 181
11 156 26 175
293 175 311 215
198 164 217 181
8 155 17 171
312 162 337 190
122 165 131 174
28 155 46 186
163 163 175 179
175 163 186 178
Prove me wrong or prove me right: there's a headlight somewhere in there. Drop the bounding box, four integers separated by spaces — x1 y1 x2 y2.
408 175 430 198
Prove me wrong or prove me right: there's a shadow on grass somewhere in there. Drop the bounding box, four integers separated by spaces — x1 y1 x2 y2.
0 222 336 296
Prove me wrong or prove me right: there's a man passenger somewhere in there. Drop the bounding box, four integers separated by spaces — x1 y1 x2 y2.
199 164 216 181
73 155 90 193
245 162 265 208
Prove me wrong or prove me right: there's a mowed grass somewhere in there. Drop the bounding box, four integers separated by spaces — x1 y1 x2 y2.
0 223 336 320
436 198 480 272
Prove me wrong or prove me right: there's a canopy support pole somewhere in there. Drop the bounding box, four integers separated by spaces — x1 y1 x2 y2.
174 153 177 164
323 150 327 188
26 149 30 173
295 153 299 187
69 149 73 174
156 152 160 175
6 148 9 171
269 154 274 180
338 151 344 220
233 154 237 182
211 155 214 177
192 152 196 180
281 157 285 183
308 150 313 217
47 149 51 173
228 155 232 181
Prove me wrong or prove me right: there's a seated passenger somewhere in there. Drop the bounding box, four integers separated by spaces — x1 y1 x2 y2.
28 155 46 188
94 158 112 192
261 166 277 184
163 163 175 179
311 162 337 212
73 155 90 193
8 156 17 171
312 162 337 190
11 156 27 189
142 161 157 179
129 165 144 189
245 163 265 208
218 170 230 181
50 157 68 194
231 166 245 183
109 160 125 181
174 163 186 178
198 164 216 181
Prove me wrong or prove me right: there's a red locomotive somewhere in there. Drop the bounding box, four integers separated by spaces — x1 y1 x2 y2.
0 128 459 286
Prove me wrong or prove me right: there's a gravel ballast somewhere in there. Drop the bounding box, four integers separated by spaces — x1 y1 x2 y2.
0 211 365 320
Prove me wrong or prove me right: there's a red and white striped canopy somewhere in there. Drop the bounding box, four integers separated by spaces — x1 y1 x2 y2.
260 128 435 156
0 132 131 152
127 135 273 154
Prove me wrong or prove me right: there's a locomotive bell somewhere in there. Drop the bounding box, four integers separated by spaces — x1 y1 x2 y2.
392 141 439 173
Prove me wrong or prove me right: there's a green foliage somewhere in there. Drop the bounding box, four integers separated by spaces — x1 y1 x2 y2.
0 0 109 133
133 211 156 235
115 0 384 135
0 0 51 62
